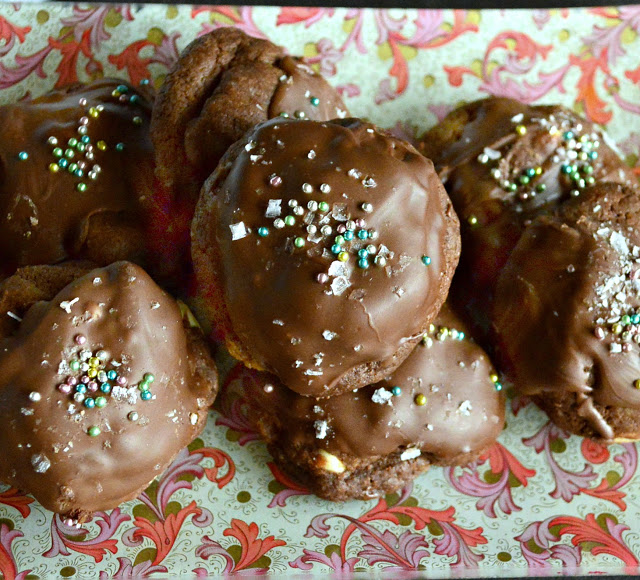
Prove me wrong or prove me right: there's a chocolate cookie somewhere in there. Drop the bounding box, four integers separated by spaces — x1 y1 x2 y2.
493 183 640 442
0 261 218 522
192 117 460 398
420 97 635 338
0 79 155 280
220 304 505 501
150 27 348 281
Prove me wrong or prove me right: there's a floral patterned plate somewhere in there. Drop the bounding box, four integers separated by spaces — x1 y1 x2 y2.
1 4 640 577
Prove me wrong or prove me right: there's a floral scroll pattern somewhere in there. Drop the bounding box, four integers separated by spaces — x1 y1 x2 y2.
1 3 640 576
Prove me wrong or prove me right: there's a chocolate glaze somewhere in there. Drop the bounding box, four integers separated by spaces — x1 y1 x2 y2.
0 79 154 276
421 97 635 337
0 262 217 519
493 184 640 441
193 117 460 397
229 304 505 463
268 56 347 122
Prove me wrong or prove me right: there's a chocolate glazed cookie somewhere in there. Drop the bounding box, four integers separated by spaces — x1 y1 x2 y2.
420 97 635 339
493 183 640 442
220 304 505 501
0 262 218 522
192 117 460 398
0 79 155 280
150 27 348 282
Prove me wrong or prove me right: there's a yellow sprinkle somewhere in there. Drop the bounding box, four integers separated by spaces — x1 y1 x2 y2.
515 124 527 136
468 215 478 226
635 379 640 389
49 163 59 173
97 141 107 151
490 373 499 383
414 393 427 406
89 357 100 367
89 107 99 118
338 251 349 262
87 368 97 379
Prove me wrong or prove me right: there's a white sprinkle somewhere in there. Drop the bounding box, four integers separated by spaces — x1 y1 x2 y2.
29 392 41 402
483 147 502 160
304 369 323 376
59 297 79 314
458 400 473 416
322 330 337 341
190 413 198 425
362 177 377 188
610 343 622 354
348 168 362 179
400 448 421 461
273 319 284 326
7 311 22 322
330 276 351 296
265 199 282 218
371 387 393 405
21 408 34 416
31 453 51 473
229 222 248 241
308 150 316 159
320 183 331 194
511 113 524 123
294 360 303 368
427 424 434 431
314 420 328 439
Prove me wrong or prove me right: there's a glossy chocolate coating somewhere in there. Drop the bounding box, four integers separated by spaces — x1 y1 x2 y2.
0 262 217 519
0 79 154 276
193 117 460 397
493 184 640 441
231 304 504 464
421 97 635 337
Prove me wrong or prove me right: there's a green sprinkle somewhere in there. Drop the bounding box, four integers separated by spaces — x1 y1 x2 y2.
294 237 305 248
88 426 101 437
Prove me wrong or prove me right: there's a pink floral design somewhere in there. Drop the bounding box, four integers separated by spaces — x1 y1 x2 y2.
445 443 536 518
517 514 638 568
44 510 130 562
0 524 30 580
266 462 311 508
292 485 486 571
196 519 286 573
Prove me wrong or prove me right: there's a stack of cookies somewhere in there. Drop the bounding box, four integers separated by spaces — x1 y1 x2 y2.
156 29 507 501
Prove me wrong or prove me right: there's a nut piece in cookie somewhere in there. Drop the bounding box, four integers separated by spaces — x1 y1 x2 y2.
192 117 460 398
493 183 640 442
220 304 505 501
0 79 155 279
150 27 348 280
420 97 635 338
0 261 218 522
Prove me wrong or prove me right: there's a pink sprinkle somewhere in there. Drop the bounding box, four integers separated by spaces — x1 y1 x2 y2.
269 175 282 187
356 219 366 228
594 327 605 340
337 224 346 234
81 375 90 384
264 384 274 393
88 381 98 392
119 95 127 102
78 98 87 106
623 343 632 353
632 269 640 281
79 116 89 125
66 377 77 386
317 273 329 284
58 384 72 394
117 376 128 386
75 334 86 346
